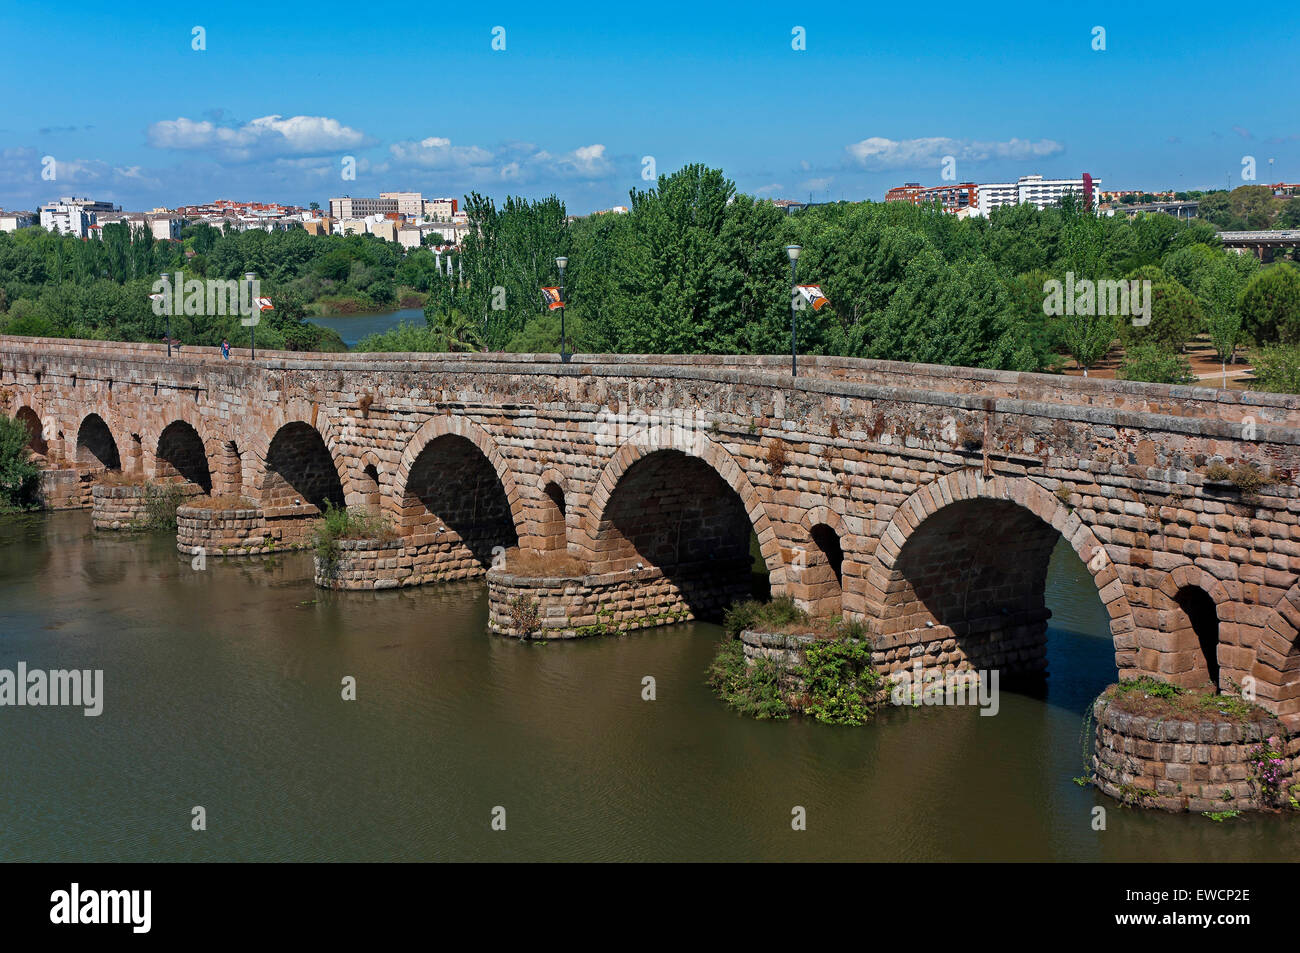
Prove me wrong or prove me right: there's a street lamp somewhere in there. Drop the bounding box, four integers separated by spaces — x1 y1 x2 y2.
157 272 172 358
244 273 257 361
555 256 569 363
786 245 801 377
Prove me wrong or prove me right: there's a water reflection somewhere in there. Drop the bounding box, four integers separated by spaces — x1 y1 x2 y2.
0 512 1294 861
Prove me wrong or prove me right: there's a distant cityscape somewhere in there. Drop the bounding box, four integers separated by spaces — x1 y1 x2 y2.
1 177 1297 249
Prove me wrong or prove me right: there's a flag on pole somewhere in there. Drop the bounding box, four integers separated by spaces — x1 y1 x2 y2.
797 285 830 311
256 297 274 311
541 287 565 310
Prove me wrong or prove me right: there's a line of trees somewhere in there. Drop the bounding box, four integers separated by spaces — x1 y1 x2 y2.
0 222 459 351
358 163 1300 389
4 164 1300 391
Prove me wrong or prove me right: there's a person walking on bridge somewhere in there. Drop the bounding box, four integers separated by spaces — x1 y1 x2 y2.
221 338 231 360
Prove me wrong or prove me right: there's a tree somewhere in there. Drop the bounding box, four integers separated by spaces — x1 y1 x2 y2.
1061 312 1117 376
1251 345 1300 394
1240 264 1300 344
1118 343 1195 385
0 415 41 511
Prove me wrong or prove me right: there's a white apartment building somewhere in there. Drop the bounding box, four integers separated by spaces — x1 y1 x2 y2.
39 196 121 236
976 182 1019 217
0 210 36 232
975 175 1101 217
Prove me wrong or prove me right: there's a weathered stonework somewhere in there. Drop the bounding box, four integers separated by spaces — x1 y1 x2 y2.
91 481 205 531
486 558 748 638
7 337 1300 725
176 502 275 556
1091 695 1289 812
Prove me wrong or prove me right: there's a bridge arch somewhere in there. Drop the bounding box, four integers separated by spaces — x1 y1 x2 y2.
74 412 122 473
395 415 522 568
147 409 220 494
13 405 48 457
583 433 786 614
796 505 848 617
242 408 348 508
869 470 1134 680
530 466 569 552
255 420 346 512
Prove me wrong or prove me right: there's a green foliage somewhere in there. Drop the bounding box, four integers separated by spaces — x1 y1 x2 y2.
1060 312 1117 375
311 501 393 569
1251 345 1300 394
794 637 887 726
1241 263 1300 345
0 164 1262 376
133 481 190 532
0 414 41 511
1118 343 1195 384
1122 273 1203 352
722 596 807 639
1202 810 1241 822
706 638 790 720
1114 675 1183 699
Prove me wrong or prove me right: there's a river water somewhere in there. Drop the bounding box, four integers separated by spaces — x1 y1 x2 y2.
2 510 1298 862
307 308 422 348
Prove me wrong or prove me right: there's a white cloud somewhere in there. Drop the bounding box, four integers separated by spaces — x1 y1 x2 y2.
845 136 1065 169
753 183 783 195
147 115 368 160
388 136 495 169
389 137 614 183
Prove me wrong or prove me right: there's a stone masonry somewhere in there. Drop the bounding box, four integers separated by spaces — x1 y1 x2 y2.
8 337 1300 725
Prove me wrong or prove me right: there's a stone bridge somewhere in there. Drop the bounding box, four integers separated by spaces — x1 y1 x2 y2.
6 335 1300 726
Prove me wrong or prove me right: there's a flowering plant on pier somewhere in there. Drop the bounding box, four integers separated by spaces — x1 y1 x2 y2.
1247 736 1289 807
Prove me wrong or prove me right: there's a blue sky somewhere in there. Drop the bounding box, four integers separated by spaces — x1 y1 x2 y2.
1 1 1296 214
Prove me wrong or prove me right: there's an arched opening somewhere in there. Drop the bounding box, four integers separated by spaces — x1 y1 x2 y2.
75 414 121 472
361 463 381 514
223 440 243 498
805 523 845 617
887 498 1069 685
261 422 344 512
593 449 767 620
156 421 212 494
402 433 517 569
1173 585 1221 691
538 481 566 551
15 407 47 457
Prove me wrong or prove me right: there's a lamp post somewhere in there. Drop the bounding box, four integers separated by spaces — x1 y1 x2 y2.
244 272 257 361
555 255 569 363
159 272 172 358
786 245 801 377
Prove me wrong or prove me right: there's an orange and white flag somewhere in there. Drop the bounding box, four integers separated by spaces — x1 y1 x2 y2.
541 287 565 310
797 285 830 311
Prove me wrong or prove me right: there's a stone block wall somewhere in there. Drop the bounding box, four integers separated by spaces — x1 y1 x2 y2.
176 503 273 556
1091 695 1288 812
40 468 89 510
91 482 204 531
486 558 752 638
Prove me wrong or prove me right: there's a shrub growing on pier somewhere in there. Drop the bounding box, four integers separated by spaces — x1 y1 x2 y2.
0 414 41 512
